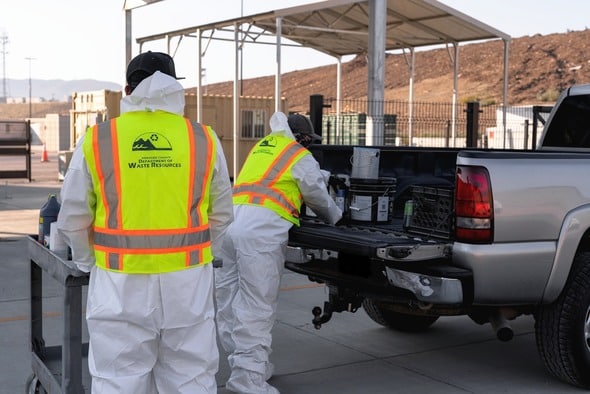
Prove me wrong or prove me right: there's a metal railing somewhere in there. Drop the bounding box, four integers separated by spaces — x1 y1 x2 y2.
0 120 31 181
316 97 551 150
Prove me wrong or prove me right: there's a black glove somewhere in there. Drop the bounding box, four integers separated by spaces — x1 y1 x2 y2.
334 217 347 226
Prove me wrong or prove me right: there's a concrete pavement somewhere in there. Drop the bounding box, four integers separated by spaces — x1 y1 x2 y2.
0 149 584 393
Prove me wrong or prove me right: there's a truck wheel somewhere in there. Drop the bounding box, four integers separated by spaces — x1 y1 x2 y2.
535 251 590 389
362 298 439 332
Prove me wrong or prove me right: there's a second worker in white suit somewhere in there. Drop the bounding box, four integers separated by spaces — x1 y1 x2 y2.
215 111 342 394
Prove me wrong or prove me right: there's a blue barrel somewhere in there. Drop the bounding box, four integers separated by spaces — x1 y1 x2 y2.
38 194 61 247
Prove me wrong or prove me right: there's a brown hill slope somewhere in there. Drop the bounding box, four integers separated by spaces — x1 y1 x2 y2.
189 29 590 112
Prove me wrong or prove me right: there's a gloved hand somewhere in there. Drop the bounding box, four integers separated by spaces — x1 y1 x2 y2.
334 217 347 226
328 175 347 190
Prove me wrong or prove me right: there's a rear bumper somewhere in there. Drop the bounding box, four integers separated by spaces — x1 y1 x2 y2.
383 266 463 304
285 245 473 306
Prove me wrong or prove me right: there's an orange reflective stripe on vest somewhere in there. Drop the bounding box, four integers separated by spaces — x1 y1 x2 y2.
233 140 306 221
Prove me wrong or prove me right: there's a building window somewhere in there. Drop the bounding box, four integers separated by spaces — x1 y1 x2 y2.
241 109 266 139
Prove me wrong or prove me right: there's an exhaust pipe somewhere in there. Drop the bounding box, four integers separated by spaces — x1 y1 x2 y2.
489 311 514 341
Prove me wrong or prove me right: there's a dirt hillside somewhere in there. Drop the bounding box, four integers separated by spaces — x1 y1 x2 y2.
2 29 590 119
189 29 590 112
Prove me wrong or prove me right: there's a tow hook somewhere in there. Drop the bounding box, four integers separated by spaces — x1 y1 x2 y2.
312 302 333 329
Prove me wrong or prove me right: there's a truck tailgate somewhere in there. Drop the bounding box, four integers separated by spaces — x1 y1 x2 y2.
288 219 450 262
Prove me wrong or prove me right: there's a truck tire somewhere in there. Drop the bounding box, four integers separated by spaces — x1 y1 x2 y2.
535 251 590 389
362 298 439 332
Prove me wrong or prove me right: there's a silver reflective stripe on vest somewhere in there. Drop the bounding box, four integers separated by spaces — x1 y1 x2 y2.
234 184 298 215
260 143 304 187
108 253 121 271
95 121 120 229
93 119 212 258
189 250 201 264
189 121 211 226
233 141 304 215
94 230 210 250
103 246 204 270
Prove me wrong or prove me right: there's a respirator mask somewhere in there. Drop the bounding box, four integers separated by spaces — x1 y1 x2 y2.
288 114 320 148
295 132 313 148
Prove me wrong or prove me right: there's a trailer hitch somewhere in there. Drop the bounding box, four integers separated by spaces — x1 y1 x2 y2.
311 289 364 329
312 302 333 329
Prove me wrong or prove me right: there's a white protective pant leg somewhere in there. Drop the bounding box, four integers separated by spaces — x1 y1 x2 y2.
215 206 290 393
216 232 279 393
225 240 285 392
87 265 218 394
215 231 239 354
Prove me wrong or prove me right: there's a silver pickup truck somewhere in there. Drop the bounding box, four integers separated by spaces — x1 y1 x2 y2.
285 84 590 389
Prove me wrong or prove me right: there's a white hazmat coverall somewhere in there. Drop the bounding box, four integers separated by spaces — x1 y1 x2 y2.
215 112 342 394
57 71 233 394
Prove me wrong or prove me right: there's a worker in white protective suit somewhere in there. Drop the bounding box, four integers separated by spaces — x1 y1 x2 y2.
57 51 233 394
215 111 342 394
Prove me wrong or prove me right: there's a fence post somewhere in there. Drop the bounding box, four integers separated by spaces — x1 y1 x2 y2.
524 119 529 150
465 101 480 148
309 95 324 143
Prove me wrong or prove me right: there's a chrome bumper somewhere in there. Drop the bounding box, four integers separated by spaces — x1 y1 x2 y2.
385 267 463 304
286 246 463 304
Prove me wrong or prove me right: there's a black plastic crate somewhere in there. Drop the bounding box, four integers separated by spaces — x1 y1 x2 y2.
406 186 453 238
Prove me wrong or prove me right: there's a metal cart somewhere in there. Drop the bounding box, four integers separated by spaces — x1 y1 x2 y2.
26 235 90 393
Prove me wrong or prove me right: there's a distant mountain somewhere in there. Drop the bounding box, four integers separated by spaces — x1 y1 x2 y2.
2 79 122 102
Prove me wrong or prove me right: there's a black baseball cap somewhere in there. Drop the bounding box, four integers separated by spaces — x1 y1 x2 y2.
126 51 183 88
288 114 322 141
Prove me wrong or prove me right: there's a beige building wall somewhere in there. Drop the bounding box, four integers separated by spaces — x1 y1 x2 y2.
184 94 288 178
70 90 122 148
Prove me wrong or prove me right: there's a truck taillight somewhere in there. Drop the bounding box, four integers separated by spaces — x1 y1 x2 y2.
455 165 493 243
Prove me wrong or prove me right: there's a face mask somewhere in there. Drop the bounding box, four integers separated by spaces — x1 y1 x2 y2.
295 133 313 147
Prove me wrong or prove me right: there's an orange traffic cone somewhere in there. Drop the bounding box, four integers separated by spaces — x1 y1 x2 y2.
41 143 49 162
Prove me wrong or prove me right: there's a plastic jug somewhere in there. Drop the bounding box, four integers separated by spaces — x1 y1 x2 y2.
39 194 61 247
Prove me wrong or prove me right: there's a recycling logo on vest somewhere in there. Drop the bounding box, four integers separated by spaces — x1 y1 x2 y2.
253 136 278 155
128 132 182 169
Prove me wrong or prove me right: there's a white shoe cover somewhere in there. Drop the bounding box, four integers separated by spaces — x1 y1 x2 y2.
226 369 279 394
264 362 275 381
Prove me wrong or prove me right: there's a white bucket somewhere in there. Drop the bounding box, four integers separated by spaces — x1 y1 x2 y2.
351 147 380 179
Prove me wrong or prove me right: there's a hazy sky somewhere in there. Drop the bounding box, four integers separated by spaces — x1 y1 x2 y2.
1 0 589 89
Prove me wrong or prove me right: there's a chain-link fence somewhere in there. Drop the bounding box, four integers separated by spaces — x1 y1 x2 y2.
319 98 552 149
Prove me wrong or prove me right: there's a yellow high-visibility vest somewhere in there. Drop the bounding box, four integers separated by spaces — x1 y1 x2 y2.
232 134 310 226
83 110 216 273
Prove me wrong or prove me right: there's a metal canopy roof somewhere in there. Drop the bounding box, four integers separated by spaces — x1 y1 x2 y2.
130 0 512 173
261 0 509 57
135 0 510 58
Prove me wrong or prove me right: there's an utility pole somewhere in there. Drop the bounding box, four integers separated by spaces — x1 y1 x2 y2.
25 57 35 118
1 32 8 102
